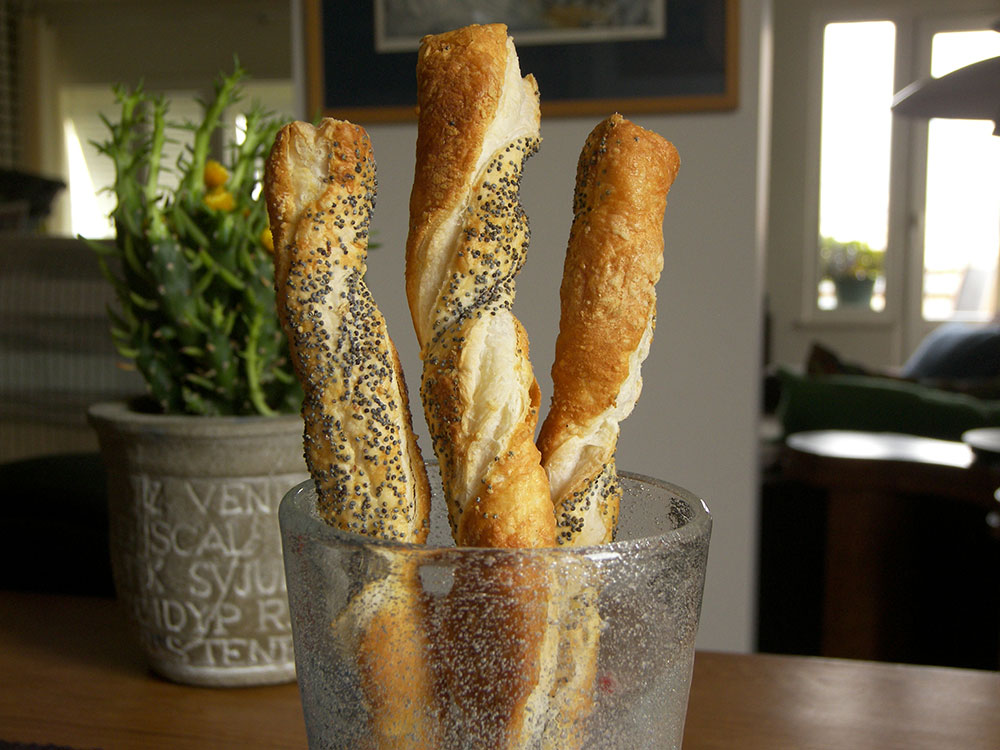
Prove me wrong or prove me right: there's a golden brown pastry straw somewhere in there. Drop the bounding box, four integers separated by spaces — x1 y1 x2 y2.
266 118 430 544
538 113 680 546
405 24 555 550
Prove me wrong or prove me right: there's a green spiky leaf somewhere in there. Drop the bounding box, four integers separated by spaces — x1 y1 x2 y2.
80 63 302 416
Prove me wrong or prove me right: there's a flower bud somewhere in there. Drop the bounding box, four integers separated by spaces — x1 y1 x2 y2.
204 186 235 211
203 159 229 189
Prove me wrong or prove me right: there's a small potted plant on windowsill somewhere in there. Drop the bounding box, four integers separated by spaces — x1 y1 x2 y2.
83 65 307 687
820 236 884 308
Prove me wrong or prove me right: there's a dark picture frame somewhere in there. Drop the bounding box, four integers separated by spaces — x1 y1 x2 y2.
305 0 738 122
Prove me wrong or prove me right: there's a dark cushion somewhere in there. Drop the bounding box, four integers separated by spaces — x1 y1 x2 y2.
901 322 1000 379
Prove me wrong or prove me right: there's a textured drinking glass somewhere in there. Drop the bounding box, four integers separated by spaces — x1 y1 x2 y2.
280 469 711 749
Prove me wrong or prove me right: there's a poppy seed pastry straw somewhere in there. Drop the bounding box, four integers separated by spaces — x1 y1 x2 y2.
265 118 431 543
403 23 567 750
265 119 441 747
405 23 556 549
538 113 681 546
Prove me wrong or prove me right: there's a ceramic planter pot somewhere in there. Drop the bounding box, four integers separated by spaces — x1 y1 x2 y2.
832 276 876 307
88 400 309 686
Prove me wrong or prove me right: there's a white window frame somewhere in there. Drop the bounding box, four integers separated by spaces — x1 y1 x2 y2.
800 6 915 328
902 10 1000 354
801 4 1000 350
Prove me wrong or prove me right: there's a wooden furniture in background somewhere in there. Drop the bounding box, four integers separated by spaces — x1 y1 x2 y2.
773 429 1000 666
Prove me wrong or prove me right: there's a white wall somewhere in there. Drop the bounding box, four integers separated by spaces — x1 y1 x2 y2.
298 0 771 653
35 0 292 87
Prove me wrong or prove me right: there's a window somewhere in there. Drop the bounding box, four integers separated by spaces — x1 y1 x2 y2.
811 13 1000 332
919 30 1000 321
816 21 895 312
61 86 128 239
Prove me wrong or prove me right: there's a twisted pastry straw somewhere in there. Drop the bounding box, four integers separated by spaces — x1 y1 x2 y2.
266 119 439 747
266 118 430 543
405 23 555 550
334 560 441 749
404 24 563 749
537 113 680 546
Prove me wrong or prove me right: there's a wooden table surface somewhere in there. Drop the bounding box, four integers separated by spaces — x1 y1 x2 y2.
2 591 999 749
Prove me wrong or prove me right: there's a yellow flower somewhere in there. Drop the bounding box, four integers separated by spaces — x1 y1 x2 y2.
260 227 274 253
203 186 235 212
203 159 229 189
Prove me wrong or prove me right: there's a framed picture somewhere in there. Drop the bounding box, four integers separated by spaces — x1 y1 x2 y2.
304 0 738 122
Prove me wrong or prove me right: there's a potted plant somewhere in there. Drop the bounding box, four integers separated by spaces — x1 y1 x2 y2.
85 65 307 686
820 236 885 308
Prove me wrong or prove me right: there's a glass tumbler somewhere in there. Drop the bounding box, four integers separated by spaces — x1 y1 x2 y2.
279 468 711 749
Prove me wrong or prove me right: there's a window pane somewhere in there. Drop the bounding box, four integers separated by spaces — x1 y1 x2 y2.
61 86 122 239
816 21 895 311
921 31 1000 321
